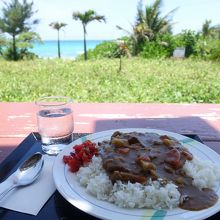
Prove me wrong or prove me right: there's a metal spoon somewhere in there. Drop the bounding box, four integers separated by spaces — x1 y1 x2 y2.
0 152 44 201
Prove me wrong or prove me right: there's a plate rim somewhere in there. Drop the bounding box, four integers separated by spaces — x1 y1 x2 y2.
53 128 220 220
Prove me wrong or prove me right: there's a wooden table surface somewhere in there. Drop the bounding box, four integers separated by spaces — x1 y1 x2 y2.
1 103 220 163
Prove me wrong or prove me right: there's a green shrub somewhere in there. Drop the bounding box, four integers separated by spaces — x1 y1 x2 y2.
173 30 199 57
140 34 176 58
140 41 168 58
209 40 220 61
1 32 41 60
2 43 38 60
193 37 220 60
76 41 119 60
2 44 19 60
194 37 210 59
76 37 134 60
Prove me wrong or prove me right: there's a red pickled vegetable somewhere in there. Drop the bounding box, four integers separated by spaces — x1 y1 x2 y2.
63 140 99 172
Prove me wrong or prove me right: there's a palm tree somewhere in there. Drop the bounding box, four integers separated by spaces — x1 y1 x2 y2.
49 22 67 58
202 20 214 38
135 0 177 41
117 0 177 55
72 10 106 60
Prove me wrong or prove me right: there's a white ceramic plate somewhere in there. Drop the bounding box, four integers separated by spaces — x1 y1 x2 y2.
53 128 220 220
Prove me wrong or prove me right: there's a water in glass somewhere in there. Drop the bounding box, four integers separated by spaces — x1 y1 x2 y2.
36 97 74 155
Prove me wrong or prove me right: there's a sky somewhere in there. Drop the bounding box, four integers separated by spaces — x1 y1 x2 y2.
0 0 220 40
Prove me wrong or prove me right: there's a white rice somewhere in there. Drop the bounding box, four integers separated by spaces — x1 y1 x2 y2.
183 156 220 189
76 156 180 209
76 155 220 209
109 180 180 209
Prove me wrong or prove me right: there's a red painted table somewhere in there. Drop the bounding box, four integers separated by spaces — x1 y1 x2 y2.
1 103 220 163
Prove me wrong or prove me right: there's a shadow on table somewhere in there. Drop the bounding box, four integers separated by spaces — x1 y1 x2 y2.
93 116 220 141
0 148 16 164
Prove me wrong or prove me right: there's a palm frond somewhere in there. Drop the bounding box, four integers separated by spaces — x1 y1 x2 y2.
73 10 105 25
134 0 177 41
49 22 67 30
116 25 131 35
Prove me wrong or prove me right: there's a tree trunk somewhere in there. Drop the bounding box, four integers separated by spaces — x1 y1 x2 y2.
119 55 122 72
12 34 17 61
83 25 87 60
58 30 61 58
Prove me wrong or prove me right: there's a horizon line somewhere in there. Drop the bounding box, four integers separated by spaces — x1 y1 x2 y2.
40 38 114 41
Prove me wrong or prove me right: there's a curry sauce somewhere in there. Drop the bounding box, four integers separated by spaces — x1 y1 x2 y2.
98 131 218 211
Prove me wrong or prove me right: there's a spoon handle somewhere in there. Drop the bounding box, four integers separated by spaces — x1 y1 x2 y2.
0 184 17 201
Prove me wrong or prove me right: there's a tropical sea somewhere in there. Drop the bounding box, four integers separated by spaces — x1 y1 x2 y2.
30 40 105 59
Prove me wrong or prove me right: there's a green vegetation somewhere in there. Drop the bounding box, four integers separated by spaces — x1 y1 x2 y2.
84 30 220 61
0 0 39 60
78 38 132 60
0 0 219 103
0 58 220 103
0 0 219 61
77 0 220 61
131 0 177 55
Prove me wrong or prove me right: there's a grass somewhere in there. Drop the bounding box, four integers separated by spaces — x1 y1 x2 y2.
0 58 220 103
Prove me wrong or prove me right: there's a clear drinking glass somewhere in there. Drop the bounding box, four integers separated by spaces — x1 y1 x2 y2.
36 96 74 155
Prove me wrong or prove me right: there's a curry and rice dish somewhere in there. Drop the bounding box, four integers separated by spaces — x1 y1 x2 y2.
98 131 218 211
71 131 220 210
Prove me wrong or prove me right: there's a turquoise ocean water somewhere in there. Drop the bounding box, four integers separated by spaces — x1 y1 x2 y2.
30 40 104 58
